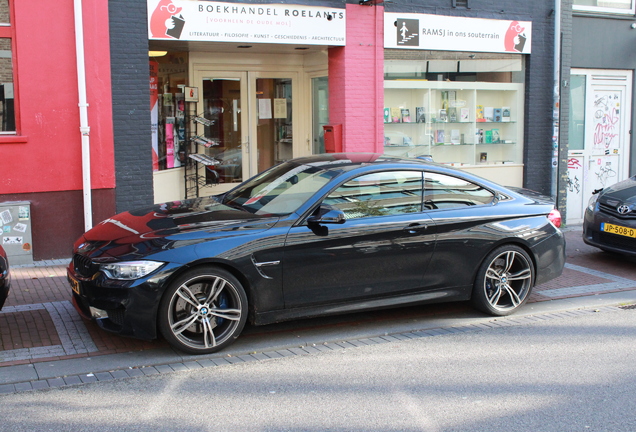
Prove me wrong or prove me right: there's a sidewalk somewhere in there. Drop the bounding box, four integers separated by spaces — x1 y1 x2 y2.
1 226 635 390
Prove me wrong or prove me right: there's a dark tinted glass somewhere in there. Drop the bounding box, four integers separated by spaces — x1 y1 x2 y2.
324 171 423 219
424 172 494 209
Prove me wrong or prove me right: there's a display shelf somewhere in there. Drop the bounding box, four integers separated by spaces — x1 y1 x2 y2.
184 103 222 199
384 81 524 168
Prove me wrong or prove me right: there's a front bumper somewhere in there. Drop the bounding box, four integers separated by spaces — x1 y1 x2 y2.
583 209 636 256
68 262 176 341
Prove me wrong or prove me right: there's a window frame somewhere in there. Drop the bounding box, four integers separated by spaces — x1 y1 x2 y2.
0 1 23 142
573 0 635 15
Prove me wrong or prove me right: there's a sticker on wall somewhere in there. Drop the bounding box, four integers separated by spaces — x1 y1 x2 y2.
13 223 27 233
22 243 31 252
2 226 9 234
18 206 30 220
0 210 12 225
3 236 23 245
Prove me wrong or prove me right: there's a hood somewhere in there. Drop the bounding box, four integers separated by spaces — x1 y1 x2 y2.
77 196 278 259
599 176 636 204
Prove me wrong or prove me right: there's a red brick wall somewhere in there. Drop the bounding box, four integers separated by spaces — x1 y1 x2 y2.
328 3 384 153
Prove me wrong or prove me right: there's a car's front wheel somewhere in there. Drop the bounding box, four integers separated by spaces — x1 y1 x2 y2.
158 266 248 354
471 245 534 316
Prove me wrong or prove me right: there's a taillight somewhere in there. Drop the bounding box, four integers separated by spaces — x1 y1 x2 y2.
548 209 562 228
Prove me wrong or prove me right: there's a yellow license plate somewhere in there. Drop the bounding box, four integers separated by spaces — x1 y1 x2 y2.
69 276 81 295
602 223 636 238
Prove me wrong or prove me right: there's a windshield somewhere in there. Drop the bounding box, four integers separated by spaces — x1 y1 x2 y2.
223 161 341 215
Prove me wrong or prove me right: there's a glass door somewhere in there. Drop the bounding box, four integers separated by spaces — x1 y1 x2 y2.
194 71 248 190
194 70 301 193
248 73 298 175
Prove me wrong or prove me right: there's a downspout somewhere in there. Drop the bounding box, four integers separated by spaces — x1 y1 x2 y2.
74 0 92 231
552 0 561 200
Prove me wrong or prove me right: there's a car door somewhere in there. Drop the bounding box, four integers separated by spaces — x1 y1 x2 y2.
419 171 500 291
281 170 436 308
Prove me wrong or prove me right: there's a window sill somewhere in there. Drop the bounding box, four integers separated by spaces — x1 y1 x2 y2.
0 135 28 144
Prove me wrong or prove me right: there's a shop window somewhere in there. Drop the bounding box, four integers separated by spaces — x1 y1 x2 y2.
383 51 525 174
573 0 634 14
149 52 188 171
0 0 16 134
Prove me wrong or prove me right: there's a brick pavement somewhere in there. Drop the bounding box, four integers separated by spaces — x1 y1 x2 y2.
1 227 635 368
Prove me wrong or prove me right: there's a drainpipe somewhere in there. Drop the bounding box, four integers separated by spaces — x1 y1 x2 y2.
552 0 561 201
74 0 92 231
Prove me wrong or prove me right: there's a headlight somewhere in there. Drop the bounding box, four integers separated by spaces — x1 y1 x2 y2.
587 194 599 212
100 260 164 280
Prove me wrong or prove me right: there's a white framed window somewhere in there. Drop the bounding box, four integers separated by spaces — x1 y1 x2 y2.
573 0 635 15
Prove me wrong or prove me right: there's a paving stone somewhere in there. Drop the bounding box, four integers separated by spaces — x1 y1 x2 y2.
14 382 33 392
0 384 16 394
237 355 258 363
31 380 49 390
46 378 65 388
110 370 129 379
63 375 83 386
168 363 188 372
79 374 97 383
154 364 174 374
125 369 145 378
141 367 159 376
196 359 217 368
249 352 271 361
183 361 203 369
95 372 114 381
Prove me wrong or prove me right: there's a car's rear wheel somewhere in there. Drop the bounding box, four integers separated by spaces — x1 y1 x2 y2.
158 266 247 354
471 245 534 316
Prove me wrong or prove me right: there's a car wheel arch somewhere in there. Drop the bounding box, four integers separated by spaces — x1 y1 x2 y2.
154 259 256 329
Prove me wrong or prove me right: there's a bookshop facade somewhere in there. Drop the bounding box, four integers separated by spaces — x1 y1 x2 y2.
138 0 557 209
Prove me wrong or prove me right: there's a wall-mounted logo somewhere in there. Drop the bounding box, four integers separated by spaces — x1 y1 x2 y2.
396 18 419 47
150 0 186 39
504 21 526 53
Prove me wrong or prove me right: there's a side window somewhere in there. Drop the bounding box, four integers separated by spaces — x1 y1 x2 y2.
423 172 494 210
324 171 423 219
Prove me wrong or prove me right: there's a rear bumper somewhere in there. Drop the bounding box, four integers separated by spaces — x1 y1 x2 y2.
533 227 566 286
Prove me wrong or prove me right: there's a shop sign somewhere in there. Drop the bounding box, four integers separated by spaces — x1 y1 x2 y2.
384 13 532 54
148 1 346 45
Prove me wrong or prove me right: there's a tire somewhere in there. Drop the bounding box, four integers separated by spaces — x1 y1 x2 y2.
158 266 248 355
471 245 534 316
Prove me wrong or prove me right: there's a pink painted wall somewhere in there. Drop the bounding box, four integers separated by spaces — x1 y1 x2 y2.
1 1 115 195
328 3 384 153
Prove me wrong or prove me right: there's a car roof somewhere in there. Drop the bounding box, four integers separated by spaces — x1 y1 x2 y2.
290 153 432 172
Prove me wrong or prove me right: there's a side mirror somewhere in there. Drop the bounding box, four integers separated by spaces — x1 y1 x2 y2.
307 205 346 225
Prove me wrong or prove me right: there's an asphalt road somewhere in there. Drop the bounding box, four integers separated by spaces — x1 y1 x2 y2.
1 305 635 432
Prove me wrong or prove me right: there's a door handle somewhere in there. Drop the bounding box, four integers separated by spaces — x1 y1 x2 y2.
403 223 427 234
